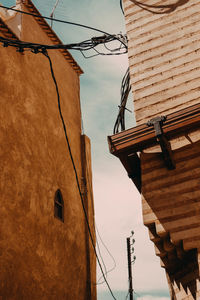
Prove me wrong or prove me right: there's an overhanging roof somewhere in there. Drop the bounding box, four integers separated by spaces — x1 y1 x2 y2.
108 103 200 157
108 103 200 193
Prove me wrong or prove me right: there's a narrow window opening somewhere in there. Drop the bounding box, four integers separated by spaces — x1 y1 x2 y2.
54 189 64 222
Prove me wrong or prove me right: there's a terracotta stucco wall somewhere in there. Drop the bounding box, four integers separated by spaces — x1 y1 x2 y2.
0 7 96 300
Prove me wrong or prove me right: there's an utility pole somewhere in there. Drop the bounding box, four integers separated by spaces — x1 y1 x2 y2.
127 231 136 300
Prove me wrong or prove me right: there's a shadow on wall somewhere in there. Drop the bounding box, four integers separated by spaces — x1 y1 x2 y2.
169 249 199 300
130 0 190 14
141 139 200 299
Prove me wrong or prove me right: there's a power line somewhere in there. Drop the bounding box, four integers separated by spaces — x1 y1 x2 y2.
41 50 118 300
50 0 61 28
113 67 131 134
0 34 127 56
83 152 117 286
95 226 108 284
79 116 114 288
120 0 124 14
79 141 109 285
50 0 60 18
125 289 130 300
0 4 115 36
0 4 128 49
0 3 123 294
125 282 141 300
95 223 117 285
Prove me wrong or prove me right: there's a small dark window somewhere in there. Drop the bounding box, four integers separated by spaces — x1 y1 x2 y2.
54 189 64 222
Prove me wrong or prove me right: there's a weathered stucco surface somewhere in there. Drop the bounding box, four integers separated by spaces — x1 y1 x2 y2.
0 3 96 300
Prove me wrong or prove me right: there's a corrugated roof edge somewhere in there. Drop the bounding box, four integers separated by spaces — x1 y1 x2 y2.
23 0 83 75
0 2 83 75
0 1 83 74
20 0 83 75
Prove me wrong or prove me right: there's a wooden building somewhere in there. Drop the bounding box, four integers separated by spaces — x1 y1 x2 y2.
108 0 200 299
0 1 96 299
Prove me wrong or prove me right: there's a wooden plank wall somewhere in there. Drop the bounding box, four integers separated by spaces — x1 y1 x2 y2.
141 141 200 252
141 140 200 299
123 0 200 125
123 1 200 298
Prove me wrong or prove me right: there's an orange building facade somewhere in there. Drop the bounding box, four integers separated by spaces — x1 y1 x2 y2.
0 1 96 299
109 0 200 299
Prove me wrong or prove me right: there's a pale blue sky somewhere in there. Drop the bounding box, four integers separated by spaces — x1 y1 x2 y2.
2 1 170 299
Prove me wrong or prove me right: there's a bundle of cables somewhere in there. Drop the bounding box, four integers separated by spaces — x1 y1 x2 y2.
113 67 131 134
0 34 127 56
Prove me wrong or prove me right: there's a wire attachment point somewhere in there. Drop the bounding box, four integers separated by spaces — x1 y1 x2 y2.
17 47 24 53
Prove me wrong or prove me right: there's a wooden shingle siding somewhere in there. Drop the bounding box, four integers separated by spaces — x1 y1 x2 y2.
123 0 200 124
122 1 200 297
141 141 200 250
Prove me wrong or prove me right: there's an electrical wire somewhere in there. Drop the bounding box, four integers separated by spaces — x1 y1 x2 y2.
1 0 134 295
0 4 109 35
120 0 124 14
95 228 108 283
30 2 68 18
92 46 126 57
42 50 118 300
50 0 62 28
0 35 127 56
125 278 137 300
125 290 130 300
125 288 141 300
134 290 142 299
0 3 130 134
95 224 117 285
0 4 128 49
80 150 109 285
50 0 60 18
79 118 109 285
0 3 125 290
0 4 121 37
113 67 131 134
82 151 117 286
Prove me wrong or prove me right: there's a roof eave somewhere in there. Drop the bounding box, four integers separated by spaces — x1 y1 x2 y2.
22 0 83 75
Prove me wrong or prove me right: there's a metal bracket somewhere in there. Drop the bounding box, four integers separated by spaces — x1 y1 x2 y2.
147 116 176 170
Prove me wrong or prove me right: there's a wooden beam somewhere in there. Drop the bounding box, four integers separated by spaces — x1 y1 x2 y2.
118 152 141 193
108 103 200 157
